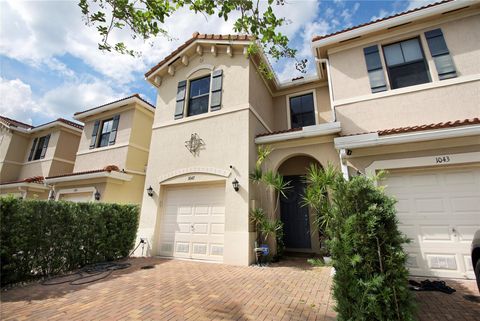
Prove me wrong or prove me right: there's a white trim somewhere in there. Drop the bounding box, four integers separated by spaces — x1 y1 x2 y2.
311 0 467 49
158 167 231 184
45 171 132 184
125 168 146 176
0 182 49 190
0 160 23 166
334 124 480 149
52 157 75 165
365 151 480 177
334 74 480 107
255 122 341 144
11 121 83 134
73 96 155 121
76 142 130 156
55 186 96 201
285 89 318 130
128 143 150 153
185 64 214 78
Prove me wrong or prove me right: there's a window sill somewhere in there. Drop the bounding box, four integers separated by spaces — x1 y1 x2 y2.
334 74 480 107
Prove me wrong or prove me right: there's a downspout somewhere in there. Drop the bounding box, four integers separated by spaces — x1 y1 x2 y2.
339 149 349 180
316 58 336 122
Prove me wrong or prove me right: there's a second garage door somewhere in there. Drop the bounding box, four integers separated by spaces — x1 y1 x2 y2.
383 166 480 279
158 184 225 262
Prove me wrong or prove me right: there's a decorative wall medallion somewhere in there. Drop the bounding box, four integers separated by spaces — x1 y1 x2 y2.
185 133 205 155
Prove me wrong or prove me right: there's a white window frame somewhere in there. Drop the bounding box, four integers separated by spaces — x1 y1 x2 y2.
185 71 213 118
285 89 319 130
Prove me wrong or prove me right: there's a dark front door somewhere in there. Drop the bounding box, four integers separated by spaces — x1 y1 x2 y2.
280 175 311 249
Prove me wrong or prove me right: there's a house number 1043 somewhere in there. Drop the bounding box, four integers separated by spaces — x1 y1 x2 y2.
435 156 450 164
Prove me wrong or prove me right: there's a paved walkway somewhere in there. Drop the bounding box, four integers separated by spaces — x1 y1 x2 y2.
1 258 336 321
2 258 479 321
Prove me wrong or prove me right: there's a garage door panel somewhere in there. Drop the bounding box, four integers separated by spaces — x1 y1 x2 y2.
159 184 225 262
383 166 480 279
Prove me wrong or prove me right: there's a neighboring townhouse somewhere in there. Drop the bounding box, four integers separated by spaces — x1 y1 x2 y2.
44 95 155 204
138 0 479 280
0 116 83 199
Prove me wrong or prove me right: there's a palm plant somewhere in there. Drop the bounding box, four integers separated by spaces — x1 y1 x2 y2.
249 145 290 259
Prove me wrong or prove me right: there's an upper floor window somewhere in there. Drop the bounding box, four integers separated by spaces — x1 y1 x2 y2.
174 69 223 120
98 118 114 147
187 75 210 117
89 115 120 149
28 134 51 161
289 93 316 129
382 38 430 89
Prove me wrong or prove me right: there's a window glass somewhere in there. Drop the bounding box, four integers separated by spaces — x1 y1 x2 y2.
401 39 423 62
289 93 315 128
188 76 210 117
383 38 430 89
368 69 387 91
383 43 404 66
365 50 382 71
98 119 113 147
33 136 46 160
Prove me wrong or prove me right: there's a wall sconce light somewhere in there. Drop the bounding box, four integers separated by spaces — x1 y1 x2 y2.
94 190 101 201
232 178 239 192
147 186 154 197
49 191 55 201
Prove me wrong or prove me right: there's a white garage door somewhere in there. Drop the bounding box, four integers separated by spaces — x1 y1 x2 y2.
383 166 480 279
158 184 225 262
59 192 92 202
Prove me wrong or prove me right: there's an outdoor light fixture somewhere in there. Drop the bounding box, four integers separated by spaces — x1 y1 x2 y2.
94 190 101 201
49 191 55 201
147 186 154 197
232 178 240 192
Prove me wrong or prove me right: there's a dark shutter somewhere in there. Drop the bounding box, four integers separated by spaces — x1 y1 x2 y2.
363 45 387 93
28 137 38 161
108 115 120 145
425 28 456 80
210 69 223 111
90 120 100 149
175 80 187 119
40 134 50 159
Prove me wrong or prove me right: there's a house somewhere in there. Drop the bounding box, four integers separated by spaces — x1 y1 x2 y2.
0 116 83 199
43 94 155 203
137 0 479 279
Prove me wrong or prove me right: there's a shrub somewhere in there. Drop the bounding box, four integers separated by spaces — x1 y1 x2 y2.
0 196 139 286
304 165 415 321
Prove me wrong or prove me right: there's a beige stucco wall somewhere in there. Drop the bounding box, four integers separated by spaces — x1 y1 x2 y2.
0 128 30 182
54 130 81 162
74 107 136 172
249 60 274 130
336 80 480 135
329 11 480 101
18 130 59 179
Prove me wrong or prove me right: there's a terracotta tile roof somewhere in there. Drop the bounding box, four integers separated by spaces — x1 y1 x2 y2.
145 32 253 78
74 94 155 117
377 117 480 136
37 118 84 130
46 165 120 180
312 0 453 42
256 127 302 138
0 176 44 186
0 115 34 129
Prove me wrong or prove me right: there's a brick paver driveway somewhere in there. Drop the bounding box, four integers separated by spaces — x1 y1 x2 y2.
1 258 336 321
2 258 480 321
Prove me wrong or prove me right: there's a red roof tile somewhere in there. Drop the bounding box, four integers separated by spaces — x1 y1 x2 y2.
145 32 253 78
378 117 480 136
74 94 155 117
0 176 44 185
46 165 120 180
312 0 453 43
0 115 34 129
256 127 302 138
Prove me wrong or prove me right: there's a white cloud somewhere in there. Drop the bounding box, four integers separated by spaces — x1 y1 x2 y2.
0 77 124 125
371 9 389 21
407 0 440 10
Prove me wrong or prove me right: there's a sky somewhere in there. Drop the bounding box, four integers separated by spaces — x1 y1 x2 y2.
0 0 439 126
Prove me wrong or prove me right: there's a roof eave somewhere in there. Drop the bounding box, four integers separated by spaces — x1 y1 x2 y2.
73 97 155 121
44 171 133 184
312 0 465 52
334 124 480 149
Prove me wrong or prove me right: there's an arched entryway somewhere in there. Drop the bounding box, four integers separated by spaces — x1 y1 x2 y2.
277 155 322 253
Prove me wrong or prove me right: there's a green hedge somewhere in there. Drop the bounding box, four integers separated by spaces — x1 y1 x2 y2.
0 197 139 286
